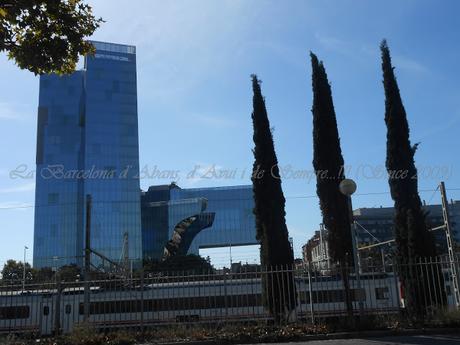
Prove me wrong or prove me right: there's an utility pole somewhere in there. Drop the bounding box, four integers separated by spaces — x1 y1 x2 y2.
229 243 233 268
381 248 386 273
53 256 58 283
122 232 129 279
440 181 460 309
84 194 92 321
319 224 324 257
22 246 28 292
319 223 328 269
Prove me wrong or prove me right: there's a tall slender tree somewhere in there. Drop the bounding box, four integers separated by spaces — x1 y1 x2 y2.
310 53 354 316
251 74 296 321
381 40 441 319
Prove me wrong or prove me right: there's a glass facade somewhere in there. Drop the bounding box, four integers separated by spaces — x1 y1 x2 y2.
33 41 141 268
171 185 257 254
141 185 176 260
141 184 258 260
141 185 209 260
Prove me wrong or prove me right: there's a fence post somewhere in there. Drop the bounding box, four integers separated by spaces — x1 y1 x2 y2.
307 263 315 324
290 264 298 322
391 257 401 317
223 271 228 319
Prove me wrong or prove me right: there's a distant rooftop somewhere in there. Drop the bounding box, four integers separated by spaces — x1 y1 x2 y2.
354 200 460 217
145 183 180 193
90 40 136 54
143 197 207 208
142 183 252 193
175 184 252 192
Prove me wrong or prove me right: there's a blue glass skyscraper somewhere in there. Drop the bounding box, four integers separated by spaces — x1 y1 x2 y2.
33 41 141 268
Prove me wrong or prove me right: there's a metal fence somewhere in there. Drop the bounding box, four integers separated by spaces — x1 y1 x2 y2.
1 258 459 336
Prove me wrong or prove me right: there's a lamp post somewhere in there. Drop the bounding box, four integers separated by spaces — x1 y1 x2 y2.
22 246 28 292
339 178 364 315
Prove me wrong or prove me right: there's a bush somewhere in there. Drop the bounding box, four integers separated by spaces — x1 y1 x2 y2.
438 309 460 327
64 323 105 345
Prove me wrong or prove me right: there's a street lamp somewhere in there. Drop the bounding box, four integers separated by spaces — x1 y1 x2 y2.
339 178 357 197
339 178 364 315
22 246 28 292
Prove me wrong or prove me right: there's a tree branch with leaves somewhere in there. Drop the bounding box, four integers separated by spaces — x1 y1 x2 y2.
0 0 103 74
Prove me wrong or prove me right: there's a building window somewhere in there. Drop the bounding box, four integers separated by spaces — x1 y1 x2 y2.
112 80 120 92
49 136 61 145
92 144 101 154
0 306 30 320
36 237 44 246
48 193 59 205
60 115 71 125
103 166 116 178
50 224 57 237
375 287 389 300
93 223 101 239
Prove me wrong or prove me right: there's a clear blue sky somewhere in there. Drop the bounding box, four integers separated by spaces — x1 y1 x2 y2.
1 0 459 268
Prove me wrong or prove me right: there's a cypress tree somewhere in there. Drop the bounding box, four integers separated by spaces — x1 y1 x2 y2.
310 53 354 316
380 40 441 319
250 74 296 321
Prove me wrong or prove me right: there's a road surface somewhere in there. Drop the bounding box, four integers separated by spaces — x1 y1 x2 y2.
246 334 460 345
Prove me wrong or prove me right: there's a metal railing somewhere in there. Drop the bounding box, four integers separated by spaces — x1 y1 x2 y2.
1 257 459 336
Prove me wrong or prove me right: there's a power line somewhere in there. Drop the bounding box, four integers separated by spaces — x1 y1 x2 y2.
0 204 34 210
426 185 440 205
1 187 460 210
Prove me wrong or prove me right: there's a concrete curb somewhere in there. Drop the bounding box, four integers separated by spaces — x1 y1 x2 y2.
148 327 460 345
